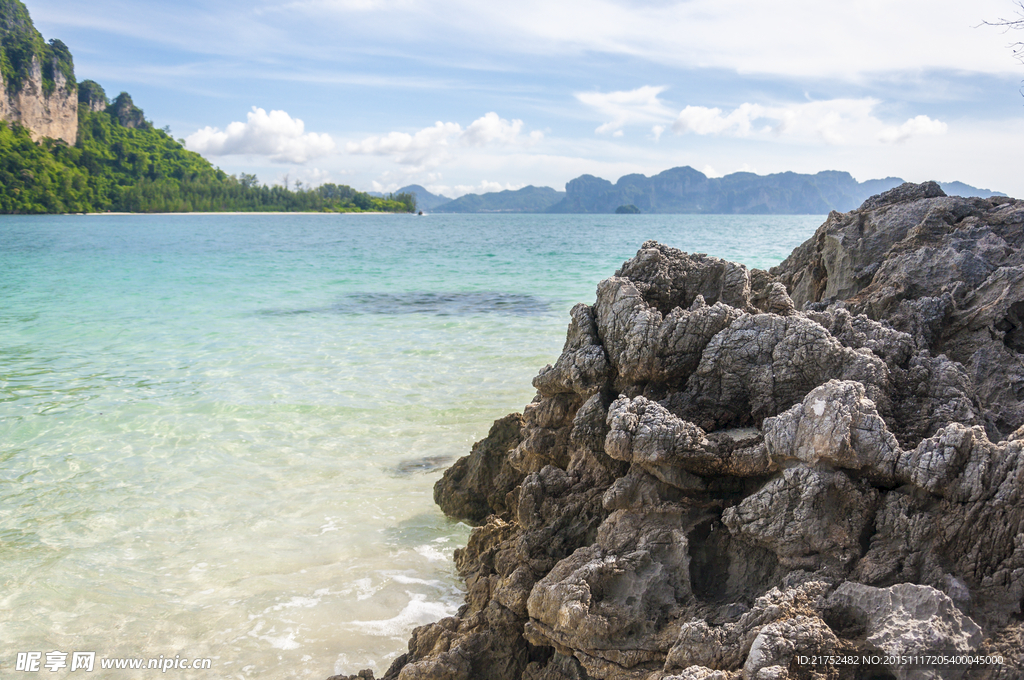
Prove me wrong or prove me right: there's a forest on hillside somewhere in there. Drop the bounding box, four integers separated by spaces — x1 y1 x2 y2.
0 97 416 214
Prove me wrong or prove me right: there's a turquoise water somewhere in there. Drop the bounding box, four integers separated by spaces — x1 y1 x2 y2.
0 213 823 678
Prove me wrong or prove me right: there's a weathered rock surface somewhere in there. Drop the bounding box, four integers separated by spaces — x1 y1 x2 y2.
0 56 77 144
773 182 1024 436
337 184 1024 680
0 0 78 144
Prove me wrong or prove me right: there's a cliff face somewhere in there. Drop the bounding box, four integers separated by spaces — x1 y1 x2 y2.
0 55 77 143
333 183 1024 680
0 0 77 144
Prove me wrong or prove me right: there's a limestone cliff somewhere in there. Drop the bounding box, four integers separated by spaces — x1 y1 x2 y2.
332 183 1024 680
0 0 77 144
0 57 77 143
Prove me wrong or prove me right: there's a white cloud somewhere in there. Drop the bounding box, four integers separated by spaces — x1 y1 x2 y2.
672 99 948 146
271 0 1017 80
576 86 674 134
878 115 949 143
367 178 525 199
291 167 334 187
186 107 335 163
462 112 542 146
673 103 767 136
443 180 526 198
346 121 462 167
575 90 948 147
346 113 542 170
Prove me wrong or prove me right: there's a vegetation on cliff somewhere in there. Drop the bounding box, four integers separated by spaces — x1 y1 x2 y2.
0 101 415 214
0 0 74 95
0 0 414 214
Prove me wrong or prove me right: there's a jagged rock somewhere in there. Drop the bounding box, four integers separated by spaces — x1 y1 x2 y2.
827 583 983 679
762 380 901 484
860 180 947 210
677 313 890 430
525 506 694 678
741 615 839 678
510 393 583 474
613 242 755 314
327 670 375 680
533 304 611 398
773 184 1024 438
660 669 737 680
665 581 832 673
593 278 743 391
804 306 915 369
336 186 1024 680
434 413 526 523
605 396 772 481
722 467 879 569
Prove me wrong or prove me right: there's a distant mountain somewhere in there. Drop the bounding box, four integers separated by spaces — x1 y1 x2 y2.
396 184 451 211
432 185 565 213
366 184 451 210
938 181 1005 199
415 167 1004 215
546 167 1001 214
544 166 881 214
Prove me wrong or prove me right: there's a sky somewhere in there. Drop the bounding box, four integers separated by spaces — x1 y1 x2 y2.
26 0 1024 198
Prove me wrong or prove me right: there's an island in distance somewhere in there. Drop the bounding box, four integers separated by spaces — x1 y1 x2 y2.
383 166 1003 215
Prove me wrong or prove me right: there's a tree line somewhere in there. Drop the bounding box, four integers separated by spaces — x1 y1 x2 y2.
0 95 416 214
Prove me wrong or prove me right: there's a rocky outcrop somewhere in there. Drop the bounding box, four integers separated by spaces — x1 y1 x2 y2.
78 79 108 113
0 0 77 143
0 54 77 144
106 91 148 129
773 182 1024 436
335 184 1024 680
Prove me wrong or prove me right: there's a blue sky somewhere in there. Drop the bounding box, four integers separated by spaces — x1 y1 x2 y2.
27 0 1024 197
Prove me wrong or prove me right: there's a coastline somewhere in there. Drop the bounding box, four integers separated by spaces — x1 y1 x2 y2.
77 211 409 216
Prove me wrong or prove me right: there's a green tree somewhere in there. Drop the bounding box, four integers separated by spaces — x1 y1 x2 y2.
1 87 416 214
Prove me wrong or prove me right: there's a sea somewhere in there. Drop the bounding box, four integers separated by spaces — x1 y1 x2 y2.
0 212 823 678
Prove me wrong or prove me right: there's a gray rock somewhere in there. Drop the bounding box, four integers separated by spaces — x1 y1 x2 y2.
434 413 526 523
762 380 900 484
340 189 1024 680
722 467 879 569
773 183 1024 438
593 278 743 391
606 396 772 481
534 304 611 398
827 582 983 679
679 313 890 430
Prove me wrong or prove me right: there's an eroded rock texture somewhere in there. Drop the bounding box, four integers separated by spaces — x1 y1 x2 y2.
336 184 1024 680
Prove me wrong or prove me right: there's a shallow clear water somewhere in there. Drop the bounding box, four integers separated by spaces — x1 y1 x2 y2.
0 213 822 678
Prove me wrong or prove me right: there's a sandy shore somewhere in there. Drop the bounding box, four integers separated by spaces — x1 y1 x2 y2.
81 211 408 216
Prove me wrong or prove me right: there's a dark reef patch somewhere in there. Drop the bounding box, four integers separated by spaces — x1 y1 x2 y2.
259 291 554 318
